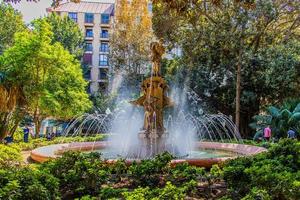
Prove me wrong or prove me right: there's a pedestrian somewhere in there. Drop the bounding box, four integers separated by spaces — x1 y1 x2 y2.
23 125 30 143
263 126 271 141
287 129 296 139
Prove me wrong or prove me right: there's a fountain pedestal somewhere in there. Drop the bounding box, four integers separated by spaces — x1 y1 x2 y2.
137 130 172 157
130 41 173 140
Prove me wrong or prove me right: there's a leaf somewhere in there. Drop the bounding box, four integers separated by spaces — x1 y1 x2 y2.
267 106 280 118
280 109 292 119
293 103 300 113
288 113 300 125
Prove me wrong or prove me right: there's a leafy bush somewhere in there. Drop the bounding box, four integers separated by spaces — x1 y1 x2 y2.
99 187 128 199
0 168 60 199
0 144 22 168
122 182 185 200
10 134 107 151
128 152 174 187
2 140 298 199
37 151 221 199
42 151 109 199
241 187 271 200
223 139 300 200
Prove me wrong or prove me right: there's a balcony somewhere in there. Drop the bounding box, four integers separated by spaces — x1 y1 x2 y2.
84 22 94 27
100 37 109 42
100 23 110 28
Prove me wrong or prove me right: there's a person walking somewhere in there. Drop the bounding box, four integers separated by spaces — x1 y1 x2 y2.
287 129 296 139
264 126 272 141
23 125 30 143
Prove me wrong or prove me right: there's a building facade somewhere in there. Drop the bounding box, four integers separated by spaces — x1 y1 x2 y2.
47 2 114 94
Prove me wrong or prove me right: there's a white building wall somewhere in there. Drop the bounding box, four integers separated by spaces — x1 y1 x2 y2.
55 10 114 94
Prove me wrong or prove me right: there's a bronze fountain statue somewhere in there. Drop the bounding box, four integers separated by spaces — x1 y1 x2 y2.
131 40 173 141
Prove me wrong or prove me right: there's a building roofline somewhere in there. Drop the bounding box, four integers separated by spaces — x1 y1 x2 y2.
47 1 115 14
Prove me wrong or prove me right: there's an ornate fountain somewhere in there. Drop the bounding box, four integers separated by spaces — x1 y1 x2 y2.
130 40 173 139
30 41 267 167
129 40 174 156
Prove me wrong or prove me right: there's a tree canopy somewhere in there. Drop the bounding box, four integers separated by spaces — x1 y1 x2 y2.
110 0 153 90
0 19 91 138
46 13 84 59
0 2 25 54
153 0 300 136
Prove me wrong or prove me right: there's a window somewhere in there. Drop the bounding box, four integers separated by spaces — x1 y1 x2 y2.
86 29 93 37
85 43 93 51
85 13 94 23
101 14 110 24
83 53 93 65
101 30 109 38
68 12 77 22
99 54 108 66
99 69 108 79
83 67 91 80
100 43 109 52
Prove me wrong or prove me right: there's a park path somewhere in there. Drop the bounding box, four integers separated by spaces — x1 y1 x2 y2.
21 151 31 164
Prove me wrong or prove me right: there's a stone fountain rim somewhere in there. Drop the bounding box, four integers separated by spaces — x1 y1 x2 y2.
30 141 267 168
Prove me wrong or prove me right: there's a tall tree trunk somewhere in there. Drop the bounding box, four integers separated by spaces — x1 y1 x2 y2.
0 112 10 140
235 48 242 131
33 107 43 138
34 117 42 138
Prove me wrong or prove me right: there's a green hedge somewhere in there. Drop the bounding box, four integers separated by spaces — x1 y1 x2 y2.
0 139 299 199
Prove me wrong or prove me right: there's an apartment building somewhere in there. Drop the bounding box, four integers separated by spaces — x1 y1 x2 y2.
47 1 114 94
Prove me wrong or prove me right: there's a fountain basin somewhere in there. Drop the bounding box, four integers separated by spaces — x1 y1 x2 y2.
30 141 266 168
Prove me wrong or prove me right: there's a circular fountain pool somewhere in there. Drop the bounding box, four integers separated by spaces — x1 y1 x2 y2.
31 141 266 168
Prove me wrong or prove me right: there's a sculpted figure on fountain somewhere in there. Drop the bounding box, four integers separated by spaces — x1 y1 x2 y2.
131 40 173 138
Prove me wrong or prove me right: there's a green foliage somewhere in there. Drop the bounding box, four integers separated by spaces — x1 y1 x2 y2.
223 139 300 199
46 13 84 59
1 140 299 199
42 151 109 198
241 188 271 200
153 0 300 137
0 168 60 200
123 187 151 200
0 144 22 168
128 152 174 187
0 18 91 135
250 99 300 138
90 93 117 114
168 162 205 184
122 182 185 200
0 2 25 54
99 187 128 200
154 181 185 200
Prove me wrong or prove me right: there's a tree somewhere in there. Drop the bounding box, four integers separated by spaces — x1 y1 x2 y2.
110 0 153 90
0 2 25 54
153 0 300 136
0 19 91 139
46 13 84 59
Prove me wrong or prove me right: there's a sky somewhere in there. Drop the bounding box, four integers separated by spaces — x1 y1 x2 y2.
7 0 115 23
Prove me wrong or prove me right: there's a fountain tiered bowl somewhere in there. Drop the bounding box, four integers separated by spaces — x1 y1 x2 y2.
30 141 266 168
